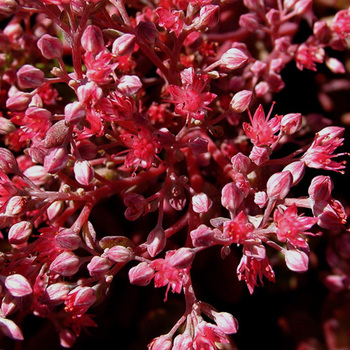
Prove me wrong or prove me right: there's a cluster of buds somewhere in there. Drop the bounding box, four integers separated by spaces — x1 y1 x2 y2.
0 0 349 349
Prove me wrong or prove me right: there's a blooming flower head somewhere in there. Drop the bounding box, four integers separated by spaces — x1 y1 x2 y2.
274 204 317 249
167 67 217 121
243 104 281 147
301 126 347 172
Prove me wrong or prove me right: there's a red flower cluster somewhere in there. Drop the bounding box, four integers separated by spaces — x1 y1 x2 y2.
0 0 349 349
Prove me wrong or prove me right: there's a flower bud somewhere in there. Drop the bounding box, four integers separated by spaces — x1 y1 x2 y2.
0 148 19 174
148 335 172 350
55 229 81 250
74 160 95 186
23 165 50 186
294 0 312 15
168 248 195 269
43 283 70 305
37 34 64 59
5 196 27 216
239 13 260 31
147 225 166 257
221 182 244 212
192 192 212 213
308 175 333 202
231 153 251 173
230 90 252 113
266 171 292 200
254 191 268 208
49 251 80 276
81 25 105 53
5 91 32 111
281 113 302 134
43 120 69 149
282 161 305 185
197 5 219 28
47 200 64 221
5 274 32 297
135 21 159 46
128 262 155 286
190 224 217 247
212 311 239 334
188 136 208 155
0 0 18 16
59 329 76 348
17 64 45 89
112 34 136 56
117 75 142 96
249 145 271 165
87 256 111 277
64 101 86 124
8 221 32 245
284 249 309 272
0 117 16 135
220 48 248 70
325 57 346 74
0 317 23 341
106 246 134 263
44 147 69 174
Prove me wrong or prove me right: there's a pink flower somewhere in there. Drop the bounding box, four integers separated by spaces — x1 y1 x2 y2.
237 255 275 294
167 67 216 121
120 127 161 171
295 43 325 71
150 251 190 300
274 204 317 249
156 7 184 37
222 211 254 245
243 104 281 147
64 286 96 315
301 126 347 172
193 321 229 349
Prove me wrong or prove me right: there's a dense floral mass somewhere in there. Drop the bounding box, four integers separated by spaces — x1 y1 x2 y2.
0 0 349 348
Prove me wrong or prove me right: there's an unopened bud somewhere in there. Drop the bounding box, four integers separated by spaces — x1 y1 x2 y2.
44 120 69 148
87 256 111 277
64 101 86 124
6 91 32 111
8 221 32 245
128 262 155 286
17 64 45 89
135 21 159 46
197 5 219 28
221 182 244 212
106 245 134 263
147 225 166 257
266 171 292 200
55 228 81 250
231 153 250 173
284 249 309 272
23 165 50 186
43 147 69 174
220 48 248 70
230 90 252 113
282 161 305 185
5 274 32 297
37 34 64 59
281 113 302 135
0 0 18 16
5 196 27 216
212 311 239 334
0 148 19 174
81 25 105 53
192 192 212 213
49 251 80 276
117 75 142 96
112 34 136 56
74 160 95 186
188 136 209 155
168 248 195 269
0 117 15 135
